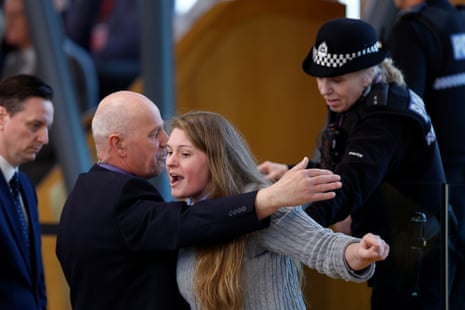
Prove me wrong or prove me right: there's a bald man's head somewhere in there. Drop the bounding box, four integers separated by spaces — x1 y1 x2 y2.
91 91 168 178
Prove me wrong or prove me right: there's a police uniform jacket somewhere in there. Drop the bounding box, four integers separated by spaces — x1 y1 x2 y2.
306 82 445 238
305 82 445 309
386 3 465 309
386 0 465 171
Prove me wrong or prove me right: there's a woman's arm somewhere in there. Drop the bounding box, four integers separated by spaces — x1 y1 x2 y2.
259 207 388 282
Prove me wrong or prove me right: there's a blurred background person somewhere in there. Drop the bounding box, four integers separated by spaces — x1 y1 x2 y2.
384 1 465 309
0 0 98 185
63 0 140 99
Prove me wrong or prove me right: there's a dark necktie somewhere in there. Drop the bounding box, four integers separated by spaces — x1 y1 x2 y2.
9 173 30 252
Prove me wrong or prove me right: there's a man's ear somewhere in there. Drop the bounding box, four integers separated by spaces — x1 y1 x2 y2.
109 134 126 155
0 106 7 129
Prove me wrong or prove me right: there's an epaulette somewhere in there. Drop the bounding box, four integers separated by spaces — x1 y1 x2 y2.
341 83 434 145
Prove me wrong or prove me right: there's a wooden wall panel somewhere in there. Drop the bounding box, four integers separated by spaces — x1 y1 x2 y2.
175 0 342 165
37 167 71 310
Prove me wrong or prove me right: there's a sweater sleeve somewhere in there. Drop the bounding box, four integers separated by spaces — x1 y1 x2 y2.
257 206 375 282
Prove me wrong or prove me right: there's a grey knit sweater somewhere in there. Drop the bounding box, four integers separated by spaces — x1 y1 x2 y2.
176 206 375 309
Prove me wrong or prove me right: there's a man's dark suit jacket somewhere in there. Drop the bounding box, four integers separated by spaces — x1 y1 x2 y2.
56 164 267 310
0 171 47 309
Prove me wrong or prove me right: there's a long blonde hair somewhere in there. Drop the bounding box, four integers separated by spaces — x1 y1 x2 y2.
169 111 271 310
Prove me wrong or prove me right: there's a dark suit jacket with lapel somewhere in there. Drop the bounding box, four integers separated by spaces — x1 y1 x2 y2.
56 164 267 310
0 171 47 310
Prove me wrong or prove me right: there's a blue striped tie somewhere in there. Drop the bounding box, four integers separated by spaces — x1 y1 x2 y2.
9 173 30 253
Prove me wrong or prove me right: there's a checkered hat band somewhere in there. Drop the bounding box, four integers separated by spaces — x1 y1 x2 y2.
313 43 379 68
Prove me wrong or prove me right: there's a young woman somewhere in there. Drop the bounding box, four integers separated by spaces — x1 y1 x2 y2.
166 111 389 310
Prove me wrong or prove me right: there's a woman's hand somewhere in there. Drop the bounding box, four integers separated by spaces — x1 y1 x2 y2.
345 233 390 271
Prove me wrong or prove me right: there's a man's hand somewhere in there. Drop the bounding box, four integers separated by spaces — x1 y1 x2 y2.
255 157 342 219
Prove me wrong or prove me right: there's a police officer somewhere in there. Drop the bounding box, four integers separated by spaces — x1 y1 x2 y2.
258 18 446 310
385 1 465 309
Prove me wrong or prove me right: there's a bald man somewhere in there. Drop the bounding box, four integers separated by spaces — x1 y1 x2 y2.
56 90 342 310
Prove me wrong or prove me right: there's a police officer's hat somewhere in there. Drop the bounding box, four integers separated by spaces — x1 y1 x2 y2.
302 18 388 77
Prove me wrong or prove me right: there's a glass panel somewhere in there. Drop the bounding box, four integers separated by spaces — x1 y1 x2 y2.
446 182 465 310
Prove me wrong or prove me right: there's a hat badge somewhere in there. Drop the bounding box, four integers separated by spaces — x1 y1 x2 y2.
317 42 328 57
